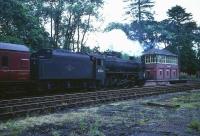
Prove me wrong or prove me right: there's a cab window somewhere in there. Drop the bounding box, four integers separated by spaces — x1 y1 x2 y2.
1 56 9 67
97 59 103 66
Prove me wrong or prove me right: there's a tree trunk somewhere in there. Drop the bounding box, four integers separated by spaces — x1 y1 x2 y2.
77 19 80 52
80 14 91 51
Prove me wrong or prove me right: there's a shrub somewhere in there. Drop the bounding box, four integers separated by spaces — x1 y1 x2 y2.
188 120 200 132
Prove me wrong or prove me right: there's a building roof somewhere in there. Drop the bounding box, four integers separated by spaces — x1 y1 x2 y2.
143 48 177 56
0 42 29 52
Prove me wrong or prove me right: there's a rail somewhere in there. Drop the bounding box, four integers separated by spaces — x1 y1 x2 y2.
0 83 200 121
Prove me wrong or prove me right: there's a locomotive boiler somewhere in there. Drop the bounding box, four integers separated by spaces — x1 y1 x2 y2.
103 52 145 87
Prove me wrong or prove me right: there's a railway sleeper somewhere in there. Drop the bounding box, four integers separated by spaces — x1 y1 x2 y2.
0 87 165 106
1 94 141 119
1 85 200 120
0 87 190 113
0 91 165 114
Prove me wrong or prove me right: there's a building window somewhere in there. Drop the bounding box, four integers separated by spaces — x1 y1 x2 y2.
145 55 178 65
151 55 156 63
160 70 162 76
146 71 151 79
165 56 178 65
167 71 169 76
145 56 148 63
1 56 9 67
145 55 157 64
157 55 165 64
150 55 153 63
147 56 149 63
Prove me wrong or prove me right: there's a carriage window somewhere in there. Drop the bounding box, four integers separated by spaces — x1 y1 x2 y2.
20 59 29 68
1 56 9 67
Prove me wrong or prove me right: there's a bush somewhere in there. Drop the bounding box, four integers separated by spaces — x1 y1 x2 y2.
179 72 199 80
188 120 200 132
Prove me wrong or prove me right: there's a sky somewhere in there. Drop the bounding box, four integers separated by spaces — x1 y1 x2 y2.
87 0 200 56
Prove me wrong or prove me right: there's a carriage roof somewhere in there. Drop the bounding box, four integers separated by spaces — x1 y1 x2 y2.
0 42 29 52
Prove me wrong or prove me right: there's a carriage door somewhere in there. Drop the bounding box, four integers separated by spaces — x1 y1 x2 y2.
0 55 10 80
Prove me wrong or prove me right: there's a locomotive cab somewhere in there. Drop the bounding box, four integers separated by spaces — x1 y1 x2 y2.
90 54 105 87
30 49 52 80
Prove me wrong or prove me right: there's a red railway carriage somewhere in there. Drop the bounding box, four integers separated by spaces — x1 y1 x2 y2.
0 42 30 81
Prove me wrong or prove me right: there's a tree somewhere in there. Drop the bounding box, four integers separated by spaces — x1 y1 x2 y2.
0 0 103 51
107 0 156 49
105 21 158 50
125 0 154 22
80 45 100 54
62 0 103 52
32 0 103 51
163 5 199 74
167 5 192 24
0 0 51 51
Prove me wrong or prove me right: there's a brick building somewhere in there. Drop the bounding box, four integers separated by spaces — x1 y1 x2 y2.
142 48 179 81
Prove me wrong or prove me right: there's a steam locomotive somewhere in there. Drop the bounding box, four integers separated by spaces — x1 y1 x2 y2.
0 42 145 91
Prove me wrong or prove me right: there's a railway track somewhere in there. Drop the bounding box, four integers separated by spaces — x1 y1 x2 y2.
0 83 200 121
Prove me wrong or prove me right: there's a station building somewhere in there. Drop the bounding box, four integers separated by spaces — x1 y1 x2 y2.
142 48 179 81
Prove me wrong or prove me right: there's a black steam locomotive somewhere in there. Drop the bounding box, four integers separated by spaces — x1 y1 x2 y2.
30 49 145 90
0 42 145 93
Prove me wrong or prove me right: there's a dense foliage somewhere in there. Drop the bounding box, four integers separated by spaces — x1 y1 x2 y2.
0 0 103 52
0 0 51 51
162 6 199 74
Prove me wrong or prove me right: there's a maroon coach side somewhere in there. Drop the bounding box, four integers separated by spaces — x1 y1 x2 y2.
0 42 30 81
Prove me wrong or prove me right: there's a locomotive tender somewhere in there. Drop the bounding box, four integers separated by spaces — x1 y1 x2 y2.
0 42 145 91
30 49 105 89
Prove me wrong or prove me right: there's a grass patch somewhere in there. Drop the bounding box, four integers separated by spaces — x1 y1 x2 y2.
88 119 105 136
188 120 200 133
0 109 98 135
169 92 200 109
52 130 61 136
